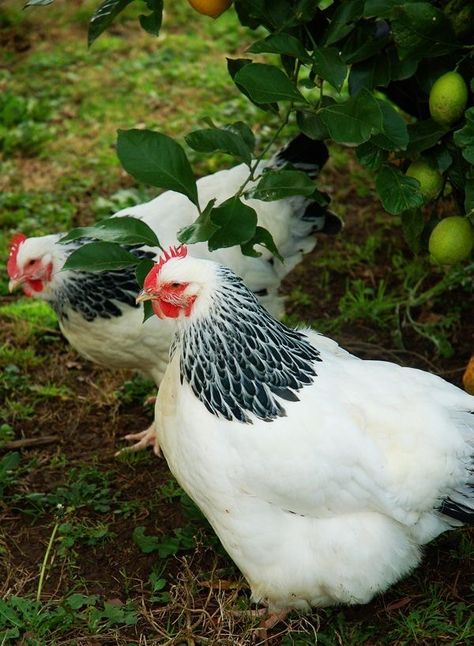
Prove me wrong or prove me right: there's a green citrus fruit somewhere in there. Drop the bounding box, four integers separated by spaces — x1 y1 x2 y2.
187 0 232 18
429 71 468 126
406 160 443 201
428 216 474 265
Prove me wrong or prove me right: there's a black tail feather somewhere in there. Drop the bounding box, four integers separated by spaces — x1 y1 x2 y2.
272 134 329 178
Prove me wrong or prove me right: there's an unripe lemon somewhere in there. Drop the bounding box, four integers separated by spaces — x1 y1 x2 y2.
187 0 232 18
428 216 474 265
429 71 468 126
406 160 443 201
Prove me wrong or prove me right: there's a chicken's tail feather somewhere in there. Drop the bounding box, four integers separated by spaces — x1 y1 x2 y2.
270 134 329 178
438 409 474 525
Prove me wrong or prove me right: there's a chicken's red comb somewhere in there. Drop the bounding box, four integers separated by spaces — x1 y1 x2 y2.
7 233 27 278
155 245 188 273
143 245 188 290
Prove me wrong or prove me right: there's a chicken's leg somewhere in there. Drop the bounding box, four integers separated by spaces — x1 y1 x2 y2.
116 423 161 456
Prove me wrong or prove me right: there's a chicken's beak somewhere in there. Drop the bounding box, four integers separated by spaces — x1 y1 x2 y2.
8 276 24 293
136 288 155 304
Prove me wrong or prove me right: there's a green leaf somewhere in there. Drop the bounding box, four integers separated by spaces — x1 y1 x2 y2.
136 258 155 322
59 216 160 247
63 242 138 272
117 129 198 206
371 100 408 151
464 178 474 216
177 199 218 245
349 53 391 93
240 226 283 262
340 21 390 65
132 526 160 553
320 88 383 145
208 197 257 250
226 121 255 154
227 58 278 113
401 208 424 253
406 119 448 155
363 0 405 18
248 34 311 63
312 47 347 92
249 170 317 201
391 3 458 60
234 63 307 105
88 0 134 46
375 164 424 214
296 111 329 140
324 0 364 46
185 126 253 165
139 0 163 36
453 109 474 165
356 141 388 171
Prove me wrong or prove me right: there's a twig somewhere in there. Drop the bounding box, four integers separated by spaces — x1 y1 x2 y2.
0 435 59 451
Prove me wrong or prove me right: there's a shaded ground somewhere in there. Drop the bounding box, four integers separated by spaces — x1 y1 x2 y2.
0 1 473 644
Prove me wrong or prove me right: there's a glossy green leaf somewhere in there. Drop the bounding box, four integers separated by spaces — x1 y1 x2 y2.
376 165 424 214
63 242 138 272
117 129 198 206
356 141 388 171
234 63 306 105
320 89 383 145
185 126 253 165
324 0 363 46
139 0 163 36
401 208 424 253
248 34 311 63
406 119 448 155
88 0 134 46
349 53 391 93
59 216 160 247
136 258 156 322
178 199 218 244
249 170 316 201
296 111 329 140
371 100 408 151
312 47 347 91
240 226 283 262
227 58 278 113
208 197 257 250
453 109 474 165
391 3 458 60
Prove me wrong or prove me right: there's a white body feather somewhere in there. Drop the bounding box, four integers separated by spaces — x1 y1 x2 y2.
156 328 473 610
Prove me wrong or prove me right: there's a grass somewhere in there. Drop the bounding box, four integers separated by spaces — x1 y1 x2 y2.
0 1 472 644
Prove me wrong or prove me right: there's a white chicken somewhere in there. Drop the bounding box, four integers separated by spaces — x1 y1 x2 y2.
6 135 341 453
138 245 474 624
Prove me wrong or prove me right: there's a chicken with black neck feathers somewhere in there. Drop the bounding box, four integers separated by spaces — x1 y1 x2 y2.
7 134 340 454
138 244 474 625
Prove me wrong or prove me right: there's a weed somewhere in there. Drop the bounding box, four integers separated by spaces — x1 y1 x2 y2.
0 451 20 497
132 524 195 558
338 278 398 328
14 466 114 516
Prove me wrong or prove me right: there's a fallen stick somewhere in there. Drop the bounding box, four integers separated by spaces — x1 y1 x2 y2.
0 435 59 450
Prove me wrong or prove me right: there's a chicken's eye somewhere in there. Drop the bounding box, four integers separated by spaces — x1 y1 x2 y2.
26 259 36 267
170 282 180 288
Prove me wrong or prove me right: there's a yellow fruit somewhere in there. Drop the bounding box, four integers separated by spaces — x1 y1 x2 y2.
428 216 474 265
462 355 474 395
406 160 443 201
187 0 232 18
429 71 468 126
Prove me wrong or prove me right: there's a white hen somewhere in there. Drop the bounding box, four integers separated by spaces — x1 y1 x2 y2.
7 135 341 452
138 246 474 621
